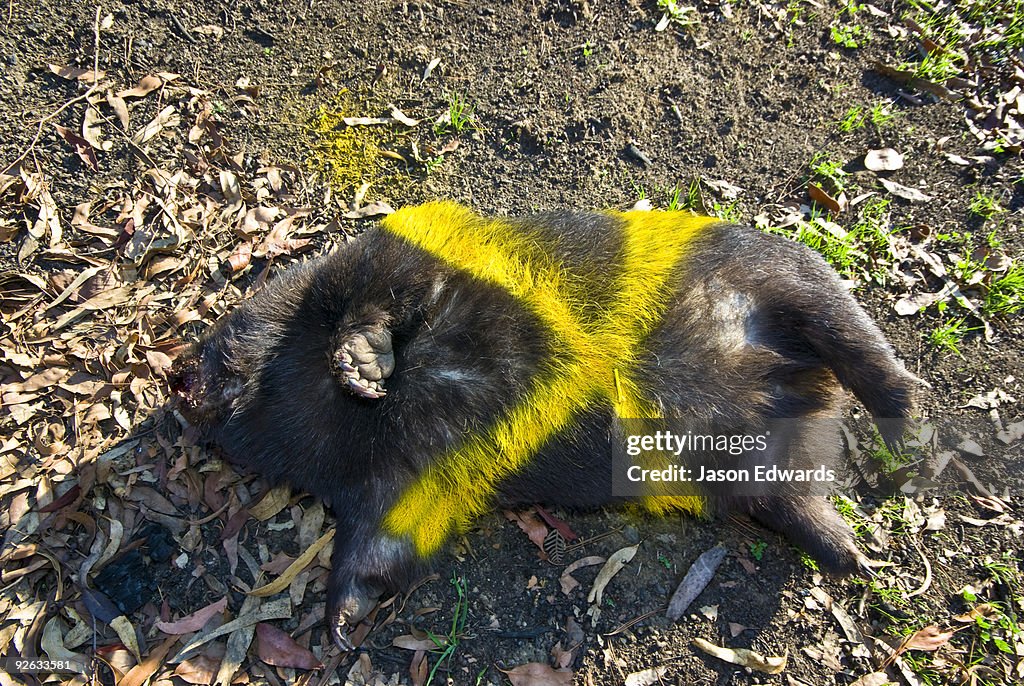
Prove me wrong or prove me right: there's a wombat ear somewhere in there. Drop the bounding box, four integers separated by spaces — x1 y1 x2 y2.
332 324 395 399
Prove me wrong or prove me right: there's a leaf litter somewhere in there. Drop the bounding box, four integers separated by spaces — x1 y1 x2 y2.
0 60 360 684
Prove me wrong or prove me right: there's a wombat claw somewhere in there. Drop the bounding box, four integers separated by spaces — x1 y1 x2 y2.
331 623 356 652
345 375 387 399
334 328 395 399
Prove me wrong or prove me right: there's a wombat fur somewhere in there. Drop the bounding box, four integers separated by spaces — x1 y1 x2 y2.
170 202 918 649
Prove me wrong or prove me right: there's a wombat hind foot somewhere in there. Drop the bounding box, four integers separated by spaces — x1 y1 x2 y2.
332 326 395 399
741 497 866 574
326 576 384 651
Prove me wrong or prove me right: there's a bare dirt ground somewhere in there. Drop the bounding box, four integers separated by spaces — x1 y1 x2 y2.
1 0 1023 684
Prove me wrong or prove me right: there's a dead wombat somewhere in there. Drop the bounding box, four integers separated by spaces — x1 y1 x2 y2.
170 201 918 649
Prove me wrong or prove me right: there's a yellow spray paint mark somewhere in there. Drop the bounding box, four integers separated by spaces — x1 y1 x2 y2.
307 90 407 196
381 202 720 555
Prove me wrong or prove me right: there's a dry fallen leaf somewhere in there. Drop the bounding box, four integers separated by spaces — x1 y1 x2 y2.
559 555 605 595
192 24 225 39
132 106 180 145
666 544 728 621
155 597 227 634
48 64 105 82
248 484 292 521
343 201 396 219
105 90 130 129
501 662 572 686
505 509 549 553
422 57 442 82
808 183 848 214
879 178 933 202
343 116 393 126
849 673 894 686
171 597 292 662
953 604 1001 623
255 622 323 669
391 106 420 126
54 125 98 172
624 666 668 685
587 544 639 604
249 529 334 597
393 634 442 651
82 107 112 151
902 625 955 652
864 148 904 171
692 637 787 674
117 74 165 99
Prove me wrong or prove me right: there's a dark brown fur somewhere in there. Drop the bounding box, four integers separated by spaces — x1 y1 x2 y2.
169 211 918 649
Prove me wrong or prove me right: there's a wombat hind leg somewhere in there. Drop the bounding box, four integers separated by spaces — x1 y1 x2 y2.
744 496 866 574
326 531 418 651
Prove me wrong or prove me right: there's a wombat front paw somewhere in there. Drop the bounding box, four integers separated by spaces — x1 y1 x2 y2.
333 328 395 399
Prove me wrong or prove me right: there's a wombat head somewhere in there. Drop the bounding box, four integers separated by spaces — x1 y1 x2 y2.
168 318 249 428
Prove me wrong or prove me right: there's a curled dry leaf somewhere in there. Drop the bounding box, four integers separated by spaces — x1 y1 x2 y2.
110 615 142 662
953 604 1001 623
390 106 420 126
902 625 954 652
410 650 428 686
808 183 848 214
105 90 130 129
505 509 549 553
702 178 744 200
437 139 460 155
983 252 1012 271
54 125 98 172
226 242 252 273
132 106 180 145
879 178 933 202
192 24 225 39
864 148 904 171
82 107 112 151
40 616 88 668
692 637 787 674
501 662 573 686
422 57 442 82
587 543 639 604
248 484 292 521
559 555 605 595
894 290 946 315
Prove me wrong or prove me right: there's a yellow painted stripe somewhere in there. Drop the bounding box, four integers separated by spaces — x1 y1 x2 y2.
380 202 718 554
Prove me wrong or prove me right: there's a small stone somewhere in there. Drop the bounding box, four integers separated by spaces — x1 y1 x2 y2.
956 437 984 457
